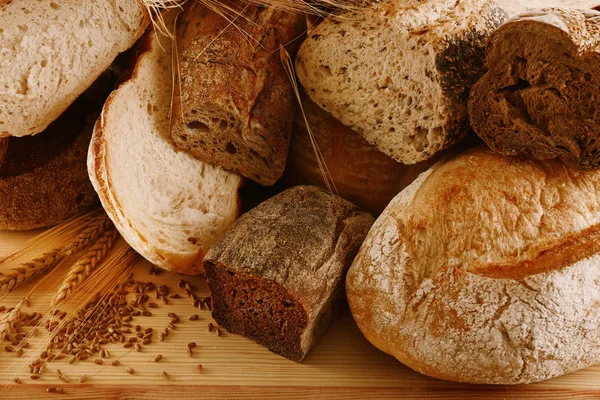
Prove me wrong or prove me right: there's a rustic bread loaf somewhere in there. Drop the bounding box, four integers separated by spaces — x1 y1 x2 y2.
347 145 600 384
88 10 243 275
204 186 374 361
0 80 107 230
469 8 600 169
0 0 149 138
169 2 306 186
496 0 599 16
295 0 507 164
285 92 435 215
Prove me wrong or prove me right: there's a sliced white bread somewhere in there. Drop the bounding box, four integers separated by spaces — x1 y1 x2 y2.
0 0 149 138
88 9 243 275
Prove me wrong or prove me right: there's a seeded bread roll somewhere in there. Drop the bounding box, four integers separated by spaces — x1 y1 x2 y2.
204 186 374 361
348 145 600 384
469 8 600 169
170 2 306 186
295 0 507 164
285 92 435 215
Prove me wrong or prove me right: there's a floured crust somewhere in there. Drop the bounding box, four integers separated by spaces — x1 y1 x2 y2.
347 146 600 384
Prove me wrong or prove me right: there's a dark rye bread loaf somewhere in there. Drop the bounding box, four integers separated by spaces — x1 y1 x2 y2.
295 0 507 165
469 8 600 169
170 2 306 186
204 186 374 361
0 72 116 230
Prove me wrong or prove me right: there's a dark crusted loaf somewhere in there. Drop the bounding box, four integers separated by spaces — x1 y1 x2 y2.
295 0 507 165
0 71 117 230
203 186 374 361
469 8 600 169
170 2 306 186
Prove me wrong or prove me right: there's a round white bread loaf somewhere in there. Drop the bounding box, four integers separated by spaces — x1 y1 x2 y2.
0 0 149 138
88 10 242 275
347 145 600 384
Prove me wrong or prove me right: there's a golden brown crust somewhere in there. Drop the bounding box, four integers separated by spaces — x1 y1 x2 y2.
284 93 436 215
170 2 306 186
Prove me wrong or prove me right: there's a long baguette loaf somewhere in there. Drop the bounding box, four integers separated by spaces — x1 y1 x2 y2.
469 7 600 169
295 0 506 164
88 9 243 275
347 145 600 384
170 2 306 186
0 0 149 138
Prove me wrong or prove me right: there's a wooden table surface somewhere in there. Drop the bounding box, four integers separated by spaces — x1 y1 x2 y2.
1 231 600 399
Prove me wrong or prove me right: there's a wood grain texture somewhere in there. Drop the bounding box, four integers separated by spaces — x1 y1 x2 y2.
1 230 600 399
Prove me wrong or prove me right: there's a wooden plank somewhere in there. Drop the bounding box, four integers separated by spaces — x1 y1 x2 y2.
1 230 600 398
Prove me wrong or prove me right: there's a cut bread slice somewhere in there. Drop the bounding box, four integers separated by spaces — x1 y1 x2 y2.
295 0 507 164
0 0 149 138
88 10 243 275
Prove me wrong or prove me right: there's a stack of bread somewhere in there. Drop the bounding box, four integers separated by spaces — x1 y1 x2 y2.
4 0 600 387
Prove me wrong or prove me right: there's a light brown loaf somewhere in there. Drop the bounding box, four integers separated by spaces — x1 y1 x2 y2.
285 92 435 215
469 7 600 169
295 0 507 164
170 2 306 186
88 10 243 275
347 145 600 384
0 0 149 138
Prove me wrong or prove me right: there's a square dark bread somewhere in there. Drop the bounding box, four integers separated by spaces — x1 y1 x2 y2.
170 2 306 186
203 186 374 361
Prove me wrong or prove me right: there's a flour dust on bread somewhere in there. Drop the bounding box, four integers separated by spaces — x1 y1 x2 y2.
469 7 600 169
88 10 242 275
170 2 306 186
295 0 507 164
347 145 600 384
0 0 149 138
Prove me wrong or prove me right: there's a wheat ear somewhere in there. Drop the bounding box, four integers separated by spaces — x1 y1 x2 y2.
53 225 119 306
0 213 113 294
0 297 26 341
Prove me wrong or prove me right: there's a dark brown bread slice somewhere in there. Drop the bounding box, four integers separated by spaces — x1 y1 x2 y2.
170 2 306 186
0 72 116 230
469 8 600 168
204 186 374 361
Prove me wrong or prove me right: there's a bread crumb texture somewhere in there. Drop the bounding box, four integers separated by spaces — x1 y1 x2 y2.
295 0 507 164
347 146 600 384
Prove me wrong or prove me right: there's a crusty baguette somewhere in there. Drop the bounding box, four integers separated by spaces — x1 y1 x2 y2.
347 145 600 384
469 7 600 169
0 0 149 138
88 10 243 275
285 92 436 215
170 2 306 186
204 186 374 361
295 0 507 165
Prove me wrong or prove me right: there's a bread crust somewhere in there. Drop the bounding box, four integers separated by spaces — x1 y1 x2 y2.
469 8 600 169
347 146 600 384
169 2 306 186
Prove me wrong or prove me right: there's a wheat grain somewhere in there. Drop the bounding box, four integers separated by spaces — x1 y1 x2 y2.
0 297 26 341
53 226 119 306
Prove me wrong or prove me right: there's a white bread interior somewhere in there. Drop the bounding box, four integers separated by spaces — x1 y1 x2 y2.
0 0 148 137
88 9 242 275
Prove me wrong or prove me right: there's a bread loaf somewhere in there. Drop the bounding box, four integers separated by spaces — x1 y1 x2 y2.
204 186 374 361
285 92 435 214
347 145 600 384
469 7 600 169
88 10 243 275
169 2 306 186
496 0 600 16
0 0 149 138
295 0 507 164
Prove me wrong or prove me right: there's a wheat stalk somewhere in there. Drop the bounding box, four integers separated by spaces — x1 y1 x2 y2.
0 211 112 295
0 297 26 341
53 226 119 306
0 137 8 169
